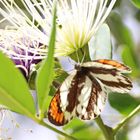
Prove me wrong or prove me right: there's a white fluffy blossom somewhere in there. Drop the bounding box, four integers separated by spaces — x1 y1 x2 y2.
0 0 116 56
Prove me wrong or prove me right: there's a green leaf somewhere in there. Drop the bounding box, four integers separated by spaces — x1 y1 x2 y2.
122 45 140 77
28 70 37 90
0 52 36 118
36 3 56 116
107 12 140 75
109 92 140 116
54 59 68 83
135 10 140 22
116 130 129 140
131 0 140 8
107 12 135 49
88 23 112 60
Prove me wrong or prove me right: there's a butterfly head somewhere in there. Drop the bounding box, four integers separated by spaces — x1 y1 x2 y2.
74 64 82 71
75 64 89 75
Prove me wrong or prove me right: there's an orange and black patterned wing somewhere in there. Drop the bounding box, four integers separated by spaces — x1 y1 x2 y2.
94 59 131 73
48 91 66 126
48 71 82 126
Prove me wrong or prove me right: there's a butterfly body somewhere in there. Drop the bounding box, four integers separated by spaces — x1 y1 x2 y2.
48 59 132 126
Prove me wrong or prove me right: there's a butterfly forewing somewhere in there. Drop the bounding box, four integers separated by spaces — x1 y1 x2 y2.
48 59 132 126
82 59 132 93
82 59 131 73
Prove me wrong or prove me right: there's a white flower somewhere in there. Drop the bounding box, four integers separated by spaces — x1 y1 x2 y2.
0 0 116 56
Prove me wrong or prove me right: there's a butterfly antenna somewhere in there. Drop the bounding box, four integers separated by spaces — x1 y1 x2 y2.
80 49 86 65
76 49 80 64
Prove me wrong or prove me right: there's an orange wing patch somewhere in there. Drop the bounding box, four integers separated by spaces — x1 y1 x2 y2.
48 93 66 126
96 59 130 71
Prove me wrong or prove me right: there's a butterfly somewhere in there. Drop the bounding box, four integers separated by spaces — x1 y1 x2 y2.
48 59 132 126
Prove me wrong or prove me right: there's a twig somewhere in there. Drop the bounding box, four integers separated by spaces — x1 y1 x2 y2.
113 104 140 134
95 116 115 140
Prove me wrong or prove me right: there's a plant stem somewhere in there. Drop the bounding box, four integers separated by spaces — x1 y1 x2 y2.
95 116 115 140
113 104 140 134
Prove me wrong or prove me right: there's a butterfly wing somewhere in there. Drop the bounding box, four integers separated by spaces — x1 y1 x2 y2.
48 91 66 126
75 75 107 120
76 59 132 120
48 71 87 125
82 59 132 93
82 59 131 73
48 59 132 125
48 71 76 126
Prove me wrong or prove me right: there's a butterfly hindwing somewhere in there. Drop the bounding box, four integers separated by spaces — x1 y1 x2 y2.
48 72 76 126
48 91 66 126
76 75 107 120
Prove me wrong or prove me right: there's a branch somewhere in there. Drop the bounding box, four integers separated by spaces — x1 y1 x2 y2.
95 116 115 140
113 104 140 134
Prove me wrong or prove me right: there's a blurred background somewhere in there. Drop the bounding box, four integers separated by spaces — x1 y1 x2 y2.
0 0 140 140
